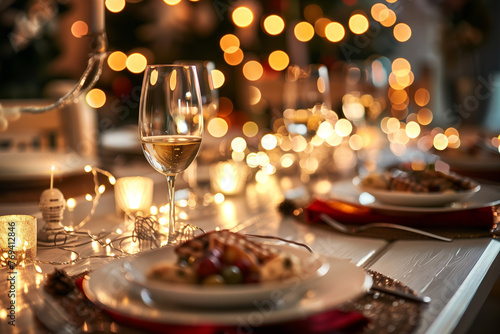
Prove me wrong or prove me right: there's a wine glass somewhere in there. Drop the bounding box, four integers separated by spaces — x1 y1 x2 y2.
139 64 203 244
282 64 333 181
282 64 332 139
174 61 218 194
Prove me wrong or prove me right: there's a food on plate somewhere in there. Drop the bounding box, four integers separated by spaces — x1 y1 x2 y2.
147 230 302 285
360 168 477 193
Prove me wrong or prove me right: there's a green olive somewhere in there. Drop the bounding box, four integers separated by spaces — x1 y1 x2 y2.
221 265 243 284
202 274 225 286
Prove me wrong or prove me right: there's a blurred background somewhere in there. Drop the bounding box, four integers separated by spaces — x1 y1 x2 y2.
1 0 500 186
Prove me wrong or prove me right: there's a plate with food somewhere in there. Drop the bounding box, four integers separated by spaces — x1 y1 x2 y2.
83 233 370 326
121 230 330 308
354 168 481 207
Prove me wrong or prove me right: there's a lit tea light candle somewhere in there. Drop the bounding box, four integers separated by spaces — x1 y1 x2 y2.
38 166 71 243
114 176 154 219
210 161 248 195
0 215 37 267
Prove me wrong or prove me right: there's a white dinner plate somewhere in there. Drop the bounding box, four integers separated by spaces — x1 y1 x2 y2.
353 177 481 207
330 179 500 213
122 244 329 308
83 253 371 326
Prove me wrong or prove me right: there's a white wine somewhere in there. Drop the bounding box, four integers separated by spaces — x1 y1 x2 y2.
141 135 202 175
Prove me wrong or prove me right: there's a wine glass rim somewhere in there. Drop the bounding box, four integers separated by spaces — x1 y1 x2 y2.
146 64 197 69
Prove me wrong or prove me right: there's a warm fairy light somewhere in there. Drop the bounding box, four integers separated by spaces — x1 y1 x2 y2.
71 21 88 38
389 89 408 104
224 48 244 66
214 193 225 204
231 137 247 152
371 3 388 22
433 133 448 150
261 134 278 150
255 170 269 184
280 154 295 168
84 165 92 172
246 153 259 168
263 15 285 35
98 185 106 194
126 53 147 73
392 58 411 76
150 205 158 215
414 88 430 106
386 117 401 133
268 50 289 71
257 152 270 166
218 97 234 117
67 198 76 210
388 73 405 90
406 121 421 138
444 127 459 137
315 18 331 37
394 23 412 42
232 151 245 161
86 88 106 108
85 194 93 201
248 86 261 105
232 7 253 28
349 134 364 150
386 0 398 3
109 176 116 185
211 69 225 89
335 119 353 137
243 61 263 81
243 121 259 137
396 71 414 88
107 51 127 71
106 0 126 13
163 0 181 5
294 21 315 42
291 135 307 152
325 22 345 42
380 9 396 27
349 14 369 34
220 34 240 52
326 131 343 146
207 118 228 138
317 121 333 139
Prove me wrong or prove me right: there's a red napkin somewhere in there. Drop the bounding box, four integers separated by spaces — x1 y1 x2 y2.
306 198 496 229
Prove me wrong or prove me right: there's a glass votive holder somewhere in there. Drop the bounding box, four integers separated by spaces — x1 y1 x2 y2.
0 215 37 267
210 160 248 195
114 176 154 220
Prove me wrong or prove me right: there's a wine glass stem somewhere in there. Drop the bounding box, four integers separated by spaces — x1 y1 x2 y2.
166 174 177 244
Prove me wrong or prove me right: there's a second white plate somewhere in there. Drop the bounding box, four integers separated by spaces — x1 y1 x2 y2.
353 177 481 207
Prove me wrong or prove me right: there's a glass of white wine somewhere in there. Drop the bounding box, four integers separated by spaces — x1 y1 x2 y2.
139 64 203 244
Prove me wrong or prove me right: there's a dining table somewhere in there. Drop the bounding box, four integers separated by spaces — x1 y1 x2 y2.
1 158 499 334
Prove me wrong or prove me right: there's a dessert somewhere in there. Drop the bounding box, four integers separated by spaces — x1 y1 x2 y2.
147 230 302 285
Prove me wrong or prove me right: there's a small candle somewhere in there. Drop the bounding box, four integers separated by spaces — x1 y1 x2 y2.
114 176 154 223
210 161 248 195
50 165 55 189
0 215 37 267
